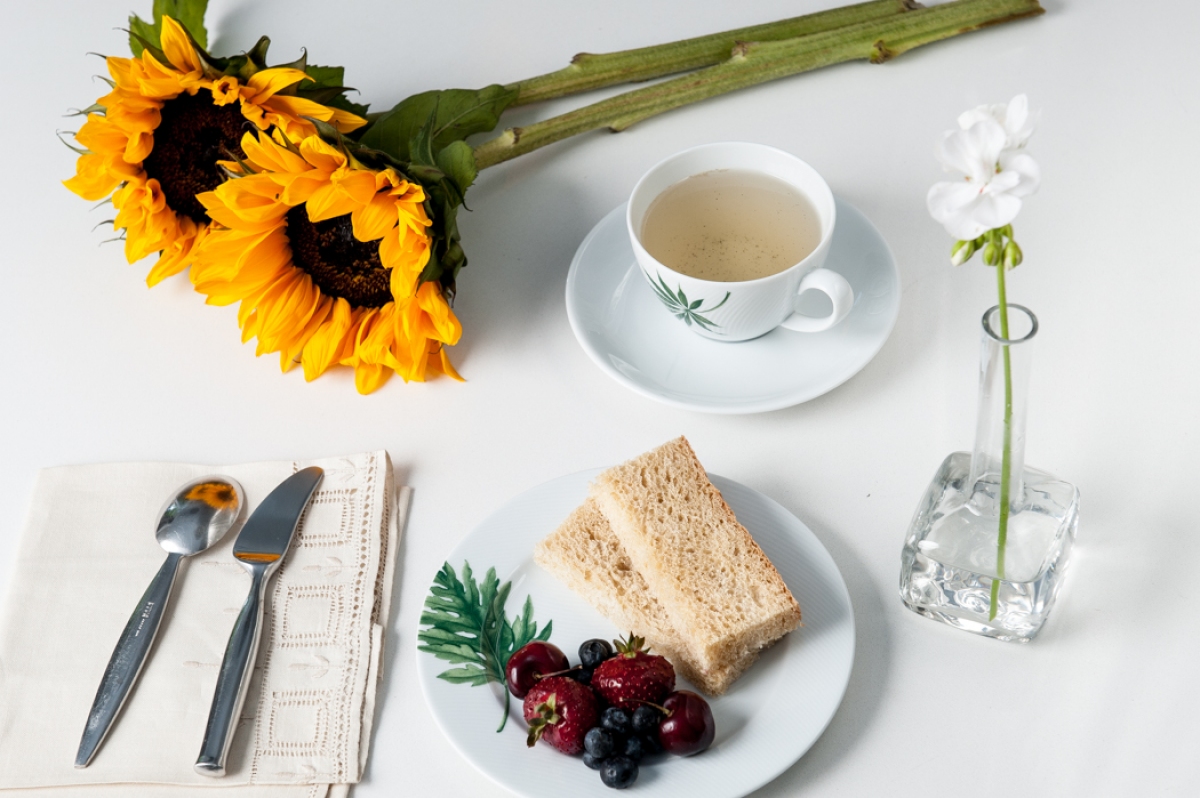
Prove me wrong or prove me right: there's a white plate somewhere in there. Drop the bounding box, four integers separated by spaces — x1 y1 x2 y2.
565 200 900 414
416 469 855 798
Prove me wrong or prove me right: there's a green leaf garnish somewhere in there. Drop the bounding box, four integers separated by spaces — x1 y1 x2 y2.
418 561 552 732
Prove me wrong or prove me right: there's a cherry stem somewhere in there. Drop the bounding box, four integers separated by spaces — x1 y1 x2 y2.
535 664 583 680
631 699 673 717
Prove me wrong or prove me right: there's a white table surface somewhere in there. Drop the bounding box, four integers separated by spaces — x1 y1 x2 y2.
3 1 1198 795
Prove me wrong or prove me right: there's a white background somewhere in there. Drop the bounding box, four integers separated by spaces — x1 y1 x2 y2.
2 0 1198 795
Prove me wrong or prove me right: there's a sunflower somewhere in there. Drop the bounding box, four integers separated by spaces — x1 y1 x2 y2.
63 15 365 285
190 130 463 393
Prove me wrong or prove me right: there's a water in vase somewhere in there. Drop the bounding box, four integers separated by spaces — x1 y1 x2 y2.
899 305 1080 642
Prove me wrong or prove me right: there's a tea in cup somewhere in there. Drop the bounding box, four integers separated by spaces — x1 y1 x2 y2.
627 142 852 341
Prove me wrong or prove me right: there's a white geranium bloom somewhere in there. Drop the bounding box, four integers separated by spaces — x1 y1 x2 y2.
957 93 1037 150
926 113 1040 240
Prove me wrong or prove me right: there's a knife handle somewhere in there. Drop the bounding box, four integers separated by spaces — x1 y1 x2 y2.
76 551 183 768
195 563 270 777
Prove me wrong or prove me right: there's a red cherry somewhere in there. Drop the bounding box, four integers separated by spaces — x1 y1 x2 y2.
506 641 569 698
658 690 715 756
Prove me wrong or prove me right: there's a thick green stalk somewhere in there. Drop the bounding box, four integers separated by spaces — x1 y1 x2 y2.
988 231 1014 621
474 0 1043 171
506 0 921 105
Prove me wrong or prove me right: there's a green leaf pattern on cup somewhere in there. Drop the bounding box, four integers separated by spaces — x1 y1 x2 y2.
648 272 730 331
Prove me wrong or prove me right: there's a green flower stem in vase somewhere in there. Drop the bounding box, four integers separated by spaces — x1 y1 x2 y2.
991 229 1015 620
900 297 1081 642
474 0 1044 170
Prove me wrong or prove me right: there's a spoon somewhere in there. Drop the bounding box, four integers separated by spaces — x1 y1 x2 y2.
75 476 245 768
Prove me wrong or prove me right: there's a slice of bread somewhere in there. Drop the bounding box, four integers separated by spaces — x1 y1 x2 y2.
590 437 801 684
533 498 746 694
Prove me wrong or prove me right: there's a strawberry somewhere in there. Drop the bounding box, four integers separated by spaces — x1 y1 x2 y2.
591 633 676 710
522 675 599 755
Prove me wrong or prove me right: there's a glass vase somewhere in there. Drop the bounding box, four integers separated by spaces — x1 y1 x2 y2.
899 304 1080 642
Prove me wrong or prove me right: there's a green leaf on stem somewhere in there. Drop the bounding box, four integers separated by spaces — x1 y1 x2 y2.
358 85 518 163
129 0 209 57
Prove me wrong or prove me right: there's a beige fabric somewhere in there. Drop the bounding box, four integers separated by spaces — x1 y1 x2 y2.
0 452 407 797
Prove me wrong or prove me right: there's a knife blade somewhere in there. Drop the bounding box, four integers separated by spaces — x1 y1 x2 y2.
194 466 323 777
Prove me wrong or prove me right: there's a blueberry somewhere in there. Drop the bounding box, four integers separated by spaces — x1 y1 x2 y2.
641 732 663 755
584 727 616 759
599 755 638 789
570 667 593 686
622 735 644 761
579 638 615 669
600 706 631 736
631 705 660 735
583 751 606 771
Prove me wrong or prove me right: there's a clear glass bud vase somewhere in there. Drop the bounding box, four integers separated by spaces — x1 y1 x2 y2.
899 305 1080 642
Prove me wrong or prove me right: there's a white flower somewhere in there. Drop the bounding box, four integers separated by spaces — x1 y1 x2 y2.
957 93 1037 150
926 101 1040 241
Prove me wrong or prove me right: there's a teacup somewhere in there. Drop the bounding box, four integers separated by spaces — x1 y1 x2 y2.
627 142 853 341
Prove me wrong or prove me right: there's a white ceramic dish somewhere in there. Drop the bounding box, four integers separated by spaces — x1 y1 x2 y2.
565 199 900 413
416 468 855 798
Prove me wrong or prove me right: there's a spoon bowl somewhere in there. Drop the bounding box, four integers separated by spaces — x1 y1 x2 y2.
156 478 245 555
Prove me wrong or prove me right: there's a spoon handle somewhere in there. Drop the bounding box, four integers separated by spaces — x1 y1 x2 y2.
195 563 270 777
75 551 184 768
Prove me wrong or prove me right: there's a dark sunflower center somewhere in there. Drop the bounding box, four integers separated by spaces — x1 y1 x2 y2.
286 208 392 307
141 89 248 223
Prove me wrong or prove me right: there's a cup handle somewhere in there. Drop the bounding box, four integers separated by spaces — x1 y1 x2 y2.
779 268 854 333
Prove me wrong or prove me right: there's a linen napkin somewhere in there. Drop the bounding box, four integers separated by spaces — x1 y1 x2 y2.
0 451 408 798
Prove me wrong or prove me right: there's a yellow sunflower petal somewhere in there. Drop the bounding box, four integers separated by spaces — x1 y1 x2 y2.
298 136 347 173
124 130 154 164
242 273 297 345
244 68 311 102
73 115 128 154
304 182 360 223
64 153 123 200
280 294 333 373
192 227 291 302
430 345 464 381
332 168 378 206
385 298 431 380
350 192 399 243
301 298 354 381
416 282 462 345
386 235 430 295
197 174 287 229
159 16 204 76
210 76 241 105
146 220 202 286
262 95 366 134
354 361 391 394
241 130 310 176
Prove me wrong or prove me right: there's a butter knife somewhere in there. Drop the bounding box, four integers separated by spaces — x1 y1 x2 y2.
194 466 323 777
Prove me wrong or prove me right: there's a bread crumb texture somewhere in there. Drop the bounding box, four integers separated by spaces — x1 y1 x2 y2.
534 497 741 694
591 437 801 674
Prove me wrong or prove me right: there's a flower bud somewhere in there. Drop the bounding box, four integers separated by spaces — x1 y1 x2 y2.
1003 240 1023 269
982 241 1000 266
950 239 975 266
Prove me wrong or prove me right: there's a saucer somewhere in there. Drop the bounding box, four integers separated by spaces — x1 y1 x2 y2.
565 199 900 414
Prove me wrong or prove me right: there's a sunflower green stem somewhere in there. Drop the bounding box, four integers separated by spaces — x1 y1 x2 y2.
474 0 1043 171
504 0 923 105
